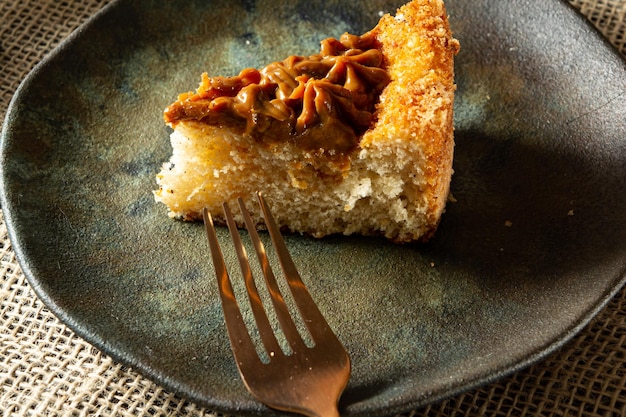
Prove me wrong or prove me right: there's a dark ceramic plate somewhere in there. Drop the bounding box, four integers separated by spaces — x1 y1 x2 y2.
2 0 626 415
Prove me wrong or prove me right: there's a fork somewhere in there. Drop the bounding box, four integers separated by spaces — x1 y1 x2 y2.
202 192 351 417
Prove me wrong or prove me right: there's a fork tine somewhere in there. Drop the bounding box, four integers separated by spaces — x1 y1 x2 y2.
222 202 283 357
256 192 335 344
202 208 260 366
237 197 307 353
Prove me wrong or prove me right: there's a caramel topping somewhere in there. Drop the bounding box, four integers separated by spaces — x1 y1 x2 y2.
164 32 390 155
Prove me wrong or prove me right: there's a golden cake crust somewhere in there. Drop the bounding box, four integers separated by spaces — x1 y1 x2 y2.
363 0 460 236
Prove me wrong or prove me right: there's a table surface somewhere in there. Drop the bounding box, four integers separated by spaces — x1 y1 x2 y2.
1 0 625 416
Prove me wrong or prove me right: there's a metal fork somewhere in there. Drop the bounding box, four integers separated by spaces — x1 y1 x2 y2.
202 192 351 417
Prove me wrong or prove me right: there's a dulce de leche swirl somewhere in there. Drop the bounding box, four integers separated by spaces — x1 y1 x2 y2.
164 32 390 156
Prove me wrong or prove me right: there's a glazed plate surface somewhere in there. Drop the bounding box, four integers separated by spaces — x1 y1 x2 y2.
1 0 626 415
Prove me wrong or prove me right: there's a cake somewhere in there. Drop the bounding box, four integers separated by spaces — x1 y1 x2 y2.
155 0 459 243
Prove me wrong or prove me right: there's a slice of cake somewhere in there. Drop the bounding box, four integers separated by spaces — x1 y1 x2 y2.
155 0 459 243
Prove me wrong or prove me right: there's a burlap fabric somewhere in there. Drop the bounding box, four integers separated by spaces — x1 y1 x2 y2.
1 1 625 415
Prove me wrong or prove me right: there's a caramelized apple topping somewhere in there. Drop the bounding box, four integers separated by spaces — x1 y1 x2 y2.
164 32 390 155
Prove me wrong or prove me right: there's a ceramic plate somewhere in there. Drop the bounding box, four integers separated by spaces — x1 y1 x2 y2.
2 0 625 415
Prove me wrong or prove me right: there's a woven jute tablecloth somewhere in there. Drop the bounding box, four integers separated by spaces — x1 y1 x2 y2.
1 1 625 416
